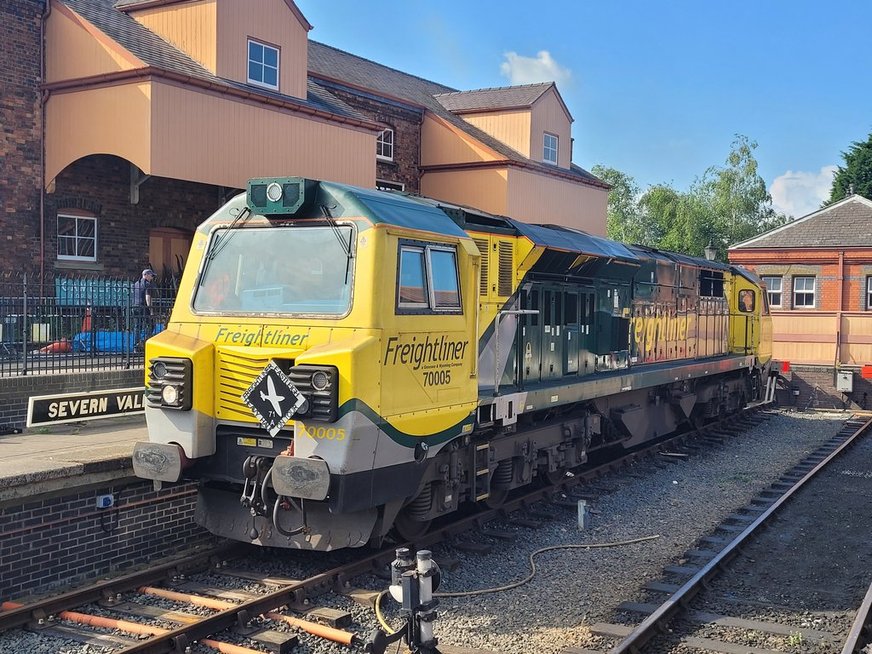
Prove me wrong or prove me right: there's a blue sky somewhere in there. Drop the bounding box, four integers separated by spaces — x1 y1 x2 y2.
296 1 872 218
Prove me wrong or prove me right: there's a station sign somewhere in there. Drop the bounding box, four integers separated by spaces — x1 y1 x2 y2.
27 387 145 427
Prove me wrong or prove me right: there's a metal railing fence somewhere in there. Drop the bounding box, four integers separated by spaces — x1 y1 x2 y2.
0 273 177 376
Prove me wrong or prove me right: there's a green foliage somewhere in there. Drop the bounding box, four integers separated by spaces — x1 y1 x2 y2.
591 165 643 244
828 132 872 203
594 135 789 260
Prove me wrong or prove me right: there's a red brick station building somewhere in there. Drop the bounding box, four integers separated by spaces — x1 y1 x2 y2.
730 194 872 409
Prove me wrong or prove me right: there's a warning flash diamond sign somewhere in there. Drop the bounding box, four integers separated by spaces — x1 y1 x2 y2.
241 361 307 437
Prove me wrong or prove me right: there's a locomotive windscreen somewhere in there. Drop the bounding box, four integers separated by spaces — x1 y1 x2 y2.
193 225 353 315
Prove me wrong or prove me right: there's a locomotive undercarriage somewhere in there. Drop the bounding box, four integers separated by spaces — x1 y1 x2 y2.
383 367 757 542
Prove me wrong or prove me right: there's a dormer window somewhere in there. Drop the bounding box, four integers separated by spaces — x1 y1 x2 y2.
377 128 394 161
543 133 558 165
247 39 279 91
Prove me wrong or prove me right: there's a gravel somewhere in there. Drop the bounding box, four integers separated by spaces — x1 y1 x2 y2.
0 410 848 654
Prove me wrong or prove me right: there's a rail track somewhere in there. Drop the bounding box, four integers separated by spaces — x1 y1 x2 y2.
567 415 872 654
0 405 774 654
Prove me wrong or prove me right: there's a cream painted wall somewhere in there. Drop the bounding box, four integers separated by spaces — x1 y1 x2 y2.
217 0 308 100
150 81 373 188
46 84 152 186
132 0 217 73
462 110 532 158
47 4 143 82
47 80 376 190
421 115 502 166
530 89 572 169
421 168 509 217
506 167 607 234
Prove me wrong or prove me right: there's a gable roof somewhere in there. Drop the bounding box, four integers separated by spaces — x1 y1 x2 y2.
115 0 313 31
731 194 872 249
307 42 606 190
434 83 554 113
58 0 368 126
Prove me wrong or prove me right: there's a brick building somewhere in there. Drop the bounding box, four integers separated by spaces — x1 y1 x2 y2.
0 0 44 271
729 194 872 409
0 0 608 281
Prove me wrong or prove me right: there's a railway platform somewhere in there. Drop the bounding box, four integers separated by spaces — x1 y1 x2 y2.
0 415 143 502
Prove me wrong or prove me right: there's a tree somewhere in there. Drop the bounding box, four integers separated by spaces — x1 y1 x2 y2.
828 131 872 203
697 135 787 258
592 135 787 260
591 165 645 244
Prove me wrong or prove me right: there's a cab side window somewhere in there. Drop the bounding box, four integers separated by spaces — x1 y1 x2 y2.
398 248 428 307
397 241 462 314
738 289 756 313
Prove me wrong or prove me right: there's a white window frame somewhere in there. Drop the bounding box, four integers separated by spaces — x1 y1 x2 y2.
793 276 815 308
247 38 280 91
396 242 462 314
866 276 872 310
376 179 405 192
543 132 559 165
377 128 394 161
57 214 97 262
762 275 782 308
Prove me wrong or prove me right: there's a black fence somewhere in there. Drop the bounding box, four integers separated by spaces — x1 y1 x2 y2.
0 274 177 375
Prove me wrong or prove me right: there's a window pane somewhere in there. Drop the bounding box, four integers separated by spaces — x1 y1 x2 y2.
399 249 426 304
249 61 261 82
430 249 460 308
77 218 95 237
263 46 277 67
263 66 277 87
58 236 76 257
77 238 95 258
249 41 263 63
58 216 76 237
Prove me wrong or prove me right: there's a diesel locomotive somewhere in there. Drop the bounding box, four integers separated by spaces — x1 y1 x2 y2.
133 177 773 550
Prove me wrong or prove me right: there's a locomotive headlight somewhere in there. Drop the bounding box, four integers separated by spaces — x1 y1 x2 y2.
146 357 192 411
311 370 330 391
161 384 180 406
288 364 338 422
266 182 283 203
152 361 168 379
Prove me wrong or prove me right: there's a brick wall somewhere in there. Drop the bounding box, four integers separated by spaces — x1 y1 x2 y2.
0 0 43 271
0 369 143 430
0 479 213 600
778 364 872 411
733 248 872 312
319 84 424 194
48 155 228 278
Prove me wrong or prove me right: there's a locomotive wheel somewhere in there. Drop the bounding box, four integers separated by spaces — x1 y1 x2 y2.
547 468 567 485
393 483 433 541
393 508 432 541
484 487 509 509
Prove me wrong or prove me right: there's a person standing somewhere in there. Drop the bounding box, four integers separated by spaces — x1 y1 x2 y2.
132 268 156 349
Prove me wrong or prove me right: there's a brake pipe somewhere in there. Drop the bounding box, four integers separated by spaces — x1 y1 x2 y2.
138 587 363 646
3 602 262 654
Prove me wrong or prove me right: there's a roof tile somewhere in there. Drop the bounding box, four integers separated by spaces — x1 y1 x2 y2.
732 196 872 248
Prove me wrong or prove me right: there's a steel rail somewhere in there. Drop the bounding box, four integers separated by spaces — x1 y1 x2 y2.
841 576 872 653
610 415 872 654
0 543 243 632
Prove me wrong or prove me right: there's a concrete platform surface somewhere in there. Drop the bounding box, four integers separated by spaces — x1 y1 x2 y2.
0 416 145 502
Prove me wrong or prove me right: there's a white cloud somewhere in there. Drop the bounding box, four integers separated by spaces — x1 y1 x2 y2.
769 165 837 219
500 50 571 86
